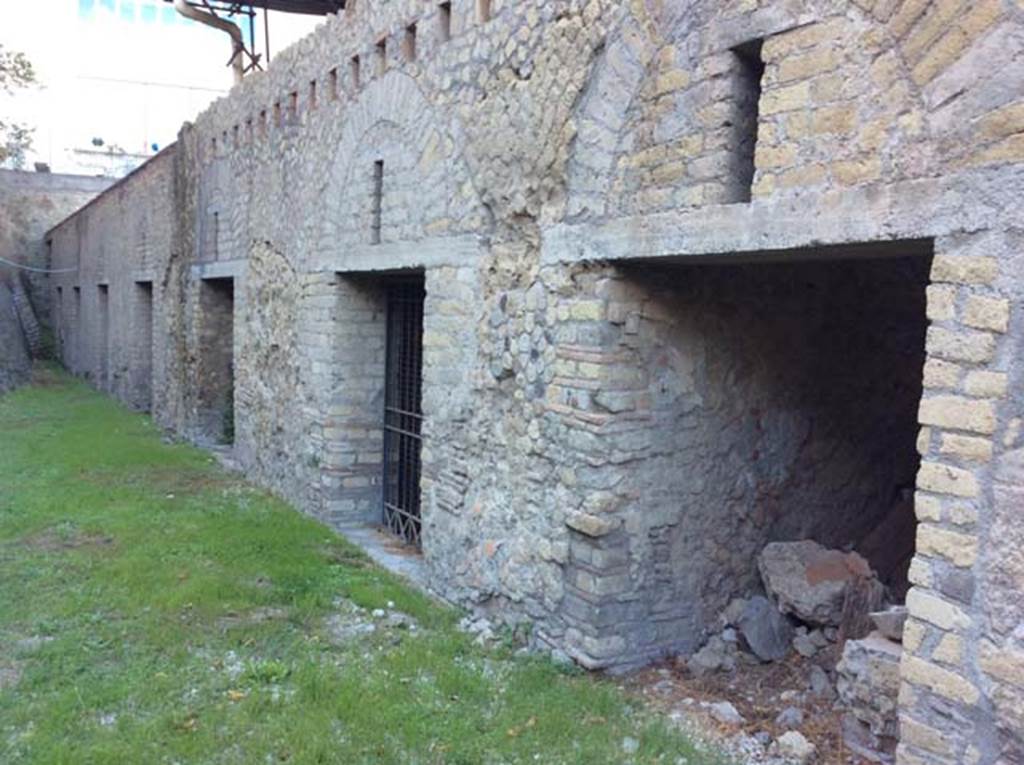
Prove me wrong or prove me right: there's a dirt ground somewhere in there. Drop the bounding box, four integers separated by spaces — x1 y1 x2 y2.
623 650 876 765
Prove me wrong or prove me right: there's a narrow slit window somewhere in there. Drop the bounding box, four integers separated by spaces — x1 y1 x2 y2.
288 91 298 121
477 0 491 24
438 2 452 42
232 125 239 147
328 67 339 99
273 101 282 127
350 55 361 91
212 211 220 259
259 109 268 137
376 38 388 76
731 38 765 203
371 160 384 245
309 79 318 110
404 23 417 61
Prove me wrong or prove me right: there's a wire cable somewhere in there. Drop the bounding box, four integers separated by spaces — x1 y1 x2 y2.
0 256 78 274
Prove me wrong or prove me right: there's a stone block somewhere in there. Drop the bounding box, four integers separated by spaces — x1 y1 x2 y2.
760 81 812 115
926 285 957 321
926 326 996 364
565 511 617 538
906 589 971 631
917 461 980 497
962 295 1010 333
939 433 993 462
901 655 980 704
930 256 998 285
922 359 961 389
963 370 1008 398
899 715 955 756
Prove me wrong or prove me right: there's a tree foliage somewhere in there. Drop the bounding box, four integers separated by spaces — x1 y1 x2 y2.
0 44 37 169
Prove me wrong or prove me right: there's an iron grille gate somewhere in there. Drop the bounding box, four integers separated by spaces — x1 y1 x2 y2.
382 279 425 547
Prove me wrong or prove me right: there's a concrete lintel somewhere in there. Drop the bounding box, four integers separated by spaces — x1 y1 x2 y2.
543 166 1024 265
191 259 247 280
132 272 157 285
320 234 483 275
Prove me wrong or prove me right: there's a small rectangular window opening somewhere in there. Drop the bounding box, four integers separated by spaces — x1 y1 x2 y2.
232 125 239 146
350 55 361 91
404 23 417 61
376 37 388 76
245 117 254 142
328 68 339 99
288 91 299 120
438 2 452 42
731 38 765 203
273 101 282 127
259 109 268 136
371 159 384 245
477 0 491 24
212 211 221 259
309 79 318 109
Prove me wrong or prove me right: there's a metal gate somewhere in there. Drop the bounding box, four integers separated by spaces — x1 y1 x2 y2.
382 278 425 547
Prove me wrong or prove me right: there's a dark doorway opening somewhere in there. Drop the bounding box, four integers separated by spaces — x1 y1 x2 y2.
97 284 110 387
135 281 154 412
382 276 425 547
198 277 235 444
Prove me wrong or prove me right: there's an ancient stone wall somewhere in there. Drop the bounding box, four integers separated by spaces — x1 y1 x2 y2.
45 1 1024 762
0 169 113 355
48 149 176 412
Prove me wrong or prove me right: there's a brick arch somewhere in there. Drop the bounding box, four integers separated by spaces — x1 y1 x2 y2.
565 0 1016 220
564 3 659 221
318 71 483 255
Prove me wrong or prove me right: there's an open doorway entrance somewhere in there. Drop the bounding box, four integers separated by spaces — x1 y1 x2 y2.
134 281 154 412
97 284 110 388
568 241 932 761
198 277 235 445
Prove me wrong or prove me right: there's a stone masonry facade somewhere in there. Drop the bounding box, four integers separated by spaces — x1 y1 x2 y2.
0 169 113 390
43 1 1024 762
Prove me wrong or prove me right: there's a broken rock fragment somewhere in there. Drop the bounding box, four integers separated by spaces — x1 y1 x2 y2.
771 731 817 764
758 540 881 627
869 606 908 642
737 595 794 662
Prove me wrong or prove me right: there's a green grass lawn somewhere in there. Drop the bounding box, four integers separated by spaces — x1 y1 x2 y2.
0 367 719 765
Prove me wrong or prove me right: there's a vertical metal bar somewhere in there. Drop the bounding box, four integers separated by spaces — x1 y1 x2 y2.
381 283 394 535
263 4 270 65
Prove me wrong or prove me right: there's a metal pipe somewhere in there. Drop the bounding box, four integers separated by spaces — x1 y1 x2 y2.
173 0 245 83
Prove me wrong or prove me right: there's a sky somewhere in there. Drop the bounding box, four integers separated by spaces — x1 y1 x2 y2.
1 0 322 175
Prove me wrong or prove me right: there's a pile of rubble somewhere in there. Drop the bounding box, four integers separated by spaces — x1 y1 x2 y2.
683 540 907 763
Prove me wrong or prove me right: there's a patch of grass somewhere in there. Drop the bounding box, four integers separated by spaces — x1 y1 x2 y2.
0 369 723 764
